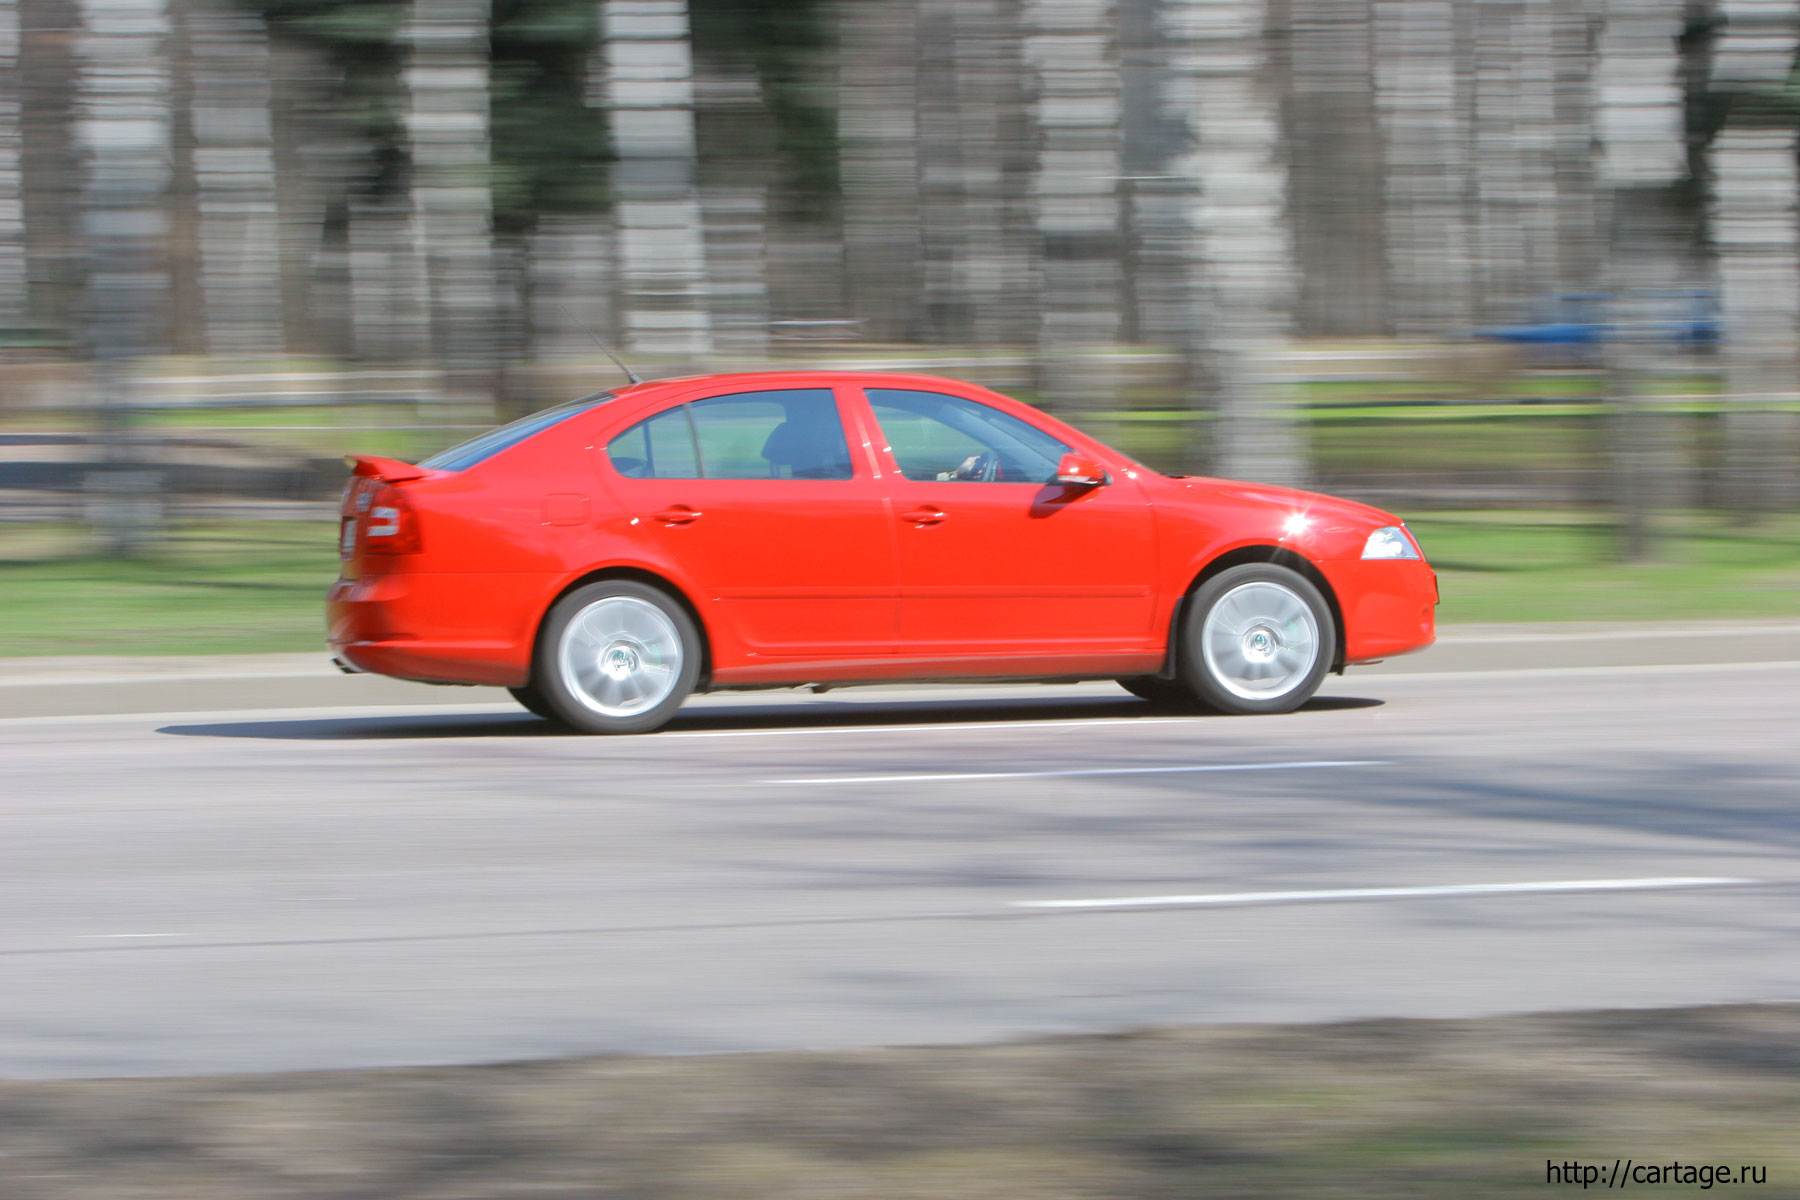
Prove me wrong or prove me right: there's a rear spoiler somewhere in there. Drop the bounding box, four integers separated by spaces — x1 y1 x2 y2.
346 454 429 483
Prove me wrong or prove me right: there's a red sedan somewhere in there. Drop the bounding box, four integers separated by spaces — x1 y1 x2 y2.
328 371 1436 733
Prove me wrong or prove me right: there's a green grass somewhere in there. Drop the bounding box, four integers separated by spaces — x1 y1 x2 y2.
1410 510 1800 624
3 510 1797 659
0 522 338 657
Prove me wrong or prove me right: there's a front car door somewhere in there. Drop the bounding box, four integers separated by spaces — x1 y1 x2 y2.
860 386 1160 667
603 386 898 664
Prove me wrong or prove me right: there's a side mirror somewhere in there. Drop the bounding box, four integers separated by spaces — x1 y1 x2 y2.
1052 452 1108 488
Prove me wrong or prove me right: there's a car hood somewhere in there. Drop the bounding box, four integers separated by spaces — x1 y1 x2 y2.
1160 474 1402 529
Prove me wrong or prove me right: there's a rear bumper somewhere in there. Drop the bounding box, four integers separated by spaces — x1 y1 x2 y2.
329 639 525 687
1317 557 1438 664
326 572 534 687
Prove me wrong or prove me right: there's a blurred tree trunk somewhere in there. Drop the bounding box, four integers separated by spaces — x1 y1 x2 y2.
916 0 968 344
1025 0 1124 418
530 213 616 358
698 186 769 357
349 195 430 364
19 0 83 342
1712 126 1800 520
164 0 204 353
1166 0 1305 486
1282 0 1389 337
0 1 30 333
1709 1 1800 520
1371 0 1471 337
1596 0 1694 561
684 17 770 356
77 0 172 555
407 0 498 408
1118 0 1198 353
1549 0 1603 301
265 33 342 358
837 0 924 343
603 0 711 364
189 0 283 358
1468 1 1569 323
915 0 1035 348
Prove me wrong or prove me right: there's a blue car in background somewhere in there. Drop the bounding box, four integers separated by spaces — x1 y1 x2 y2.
1473 290 1721 361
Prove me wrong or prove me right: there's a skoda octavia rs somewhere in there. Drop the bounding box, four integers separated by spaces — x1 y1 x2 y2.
328 371 1436 733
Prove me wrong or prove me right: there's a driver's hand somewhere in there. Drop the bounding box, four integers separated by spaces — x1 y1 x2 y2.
952 454 984 481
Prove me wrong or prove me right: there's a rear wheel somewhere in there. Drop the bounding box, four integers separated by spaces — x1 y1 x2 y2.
507 684 559 721
535 580 700 734
1180 564 1334 715
1117 676 1197 706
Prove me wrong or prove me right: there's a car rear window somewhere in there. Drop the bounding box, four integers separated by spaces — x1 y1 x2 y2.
417 393 613 472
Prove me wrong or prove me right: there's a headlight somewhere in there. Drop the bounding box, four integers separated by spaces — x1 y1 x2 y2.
1362 526 1419 560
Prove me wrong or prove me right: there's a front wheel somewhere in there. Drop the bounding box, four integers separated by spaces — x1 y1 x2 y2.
1180 564 1334 715
535 581 701 734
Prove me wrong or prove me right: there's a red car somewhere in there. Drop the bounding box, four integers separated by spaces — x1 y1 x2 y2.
328 371 1436 733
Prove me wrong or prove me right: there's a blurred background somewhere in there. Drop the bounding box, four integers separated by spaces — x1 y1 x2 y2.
1 0 1797 656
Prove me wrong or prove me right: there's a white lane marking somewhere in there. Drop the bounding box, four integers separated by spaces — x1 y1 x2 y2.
80 933 193 939
1011 876 1758 911
768 759 1385 785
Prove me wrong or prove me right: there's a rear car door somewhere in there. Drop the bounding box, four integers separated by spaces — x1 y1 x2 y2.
861 386 1159 658
603 386 898 659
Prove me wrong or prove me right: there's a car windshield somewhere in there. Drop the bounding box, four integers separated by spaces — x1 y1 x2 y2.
418 393 614 472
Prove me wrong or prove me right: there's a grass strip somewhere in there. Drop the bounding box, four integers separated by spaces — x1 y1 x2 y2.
1407 510 1800 624
0 522 336 657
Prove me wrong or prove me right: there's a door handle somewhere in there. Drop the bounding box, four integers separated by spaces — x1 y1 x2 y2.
902 506 945 526
654 505 702 525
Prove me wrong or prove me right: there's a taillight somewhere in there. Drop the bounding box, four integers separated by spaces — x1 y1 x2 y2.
362 485 422 555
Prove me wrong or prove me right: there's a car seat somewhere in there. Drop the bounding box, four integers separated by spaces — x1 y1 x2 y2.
761 419 852 479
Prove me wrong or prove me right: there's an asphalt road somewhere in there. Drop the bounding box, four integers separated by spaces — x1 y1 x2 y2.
3 659 1799 1080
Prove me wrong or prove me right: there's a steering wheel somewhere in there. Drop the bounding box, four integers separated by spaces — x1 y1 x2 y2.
952 452 1000 482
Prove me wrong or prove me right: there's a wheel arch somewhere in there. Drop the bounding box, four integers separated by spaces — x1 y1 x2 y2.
1158 545 1347 678
532 566 715 691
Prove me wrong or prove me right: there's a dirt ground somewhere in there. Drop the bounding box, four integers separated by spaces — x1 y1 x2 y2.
3 1004 1797 1199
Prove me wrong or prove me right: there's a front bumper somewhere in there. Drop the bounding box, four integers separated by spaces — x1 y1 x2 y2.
1317 557 1438 664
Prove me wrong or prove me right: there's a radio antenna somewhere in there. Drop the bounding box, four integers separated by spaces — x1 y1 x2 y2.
557 302 643 386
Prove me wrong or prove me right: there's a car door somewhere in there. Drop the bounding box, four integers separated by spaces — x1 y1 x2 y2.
861 386 1159 659
603 386 898 659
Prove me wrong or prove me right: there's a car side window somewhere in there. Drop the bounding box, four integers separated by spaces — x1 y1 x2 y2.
607 407 701 479
690 389 853 480
867 389 1071 483
606 389 854 480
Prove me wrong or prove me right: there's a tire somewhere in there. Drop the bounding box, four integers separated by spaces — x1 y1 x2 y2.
1117 676 1198 706
507 684 560 721
534 580 701 734
1179 563 1334 715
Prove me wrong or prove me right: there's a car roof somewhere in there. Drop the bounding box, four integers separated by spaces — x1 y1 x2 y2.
608 370 1000 399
